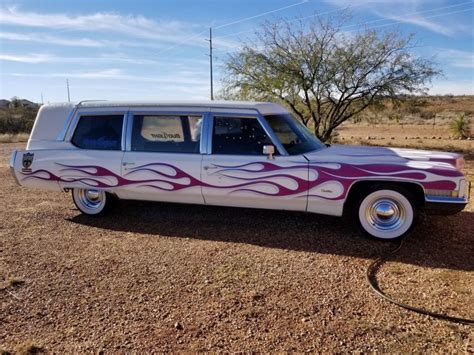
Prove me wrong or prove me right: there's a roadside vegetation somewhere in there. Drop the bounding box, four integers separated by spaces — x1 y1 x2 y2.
220 13 440 142
0 97 39 143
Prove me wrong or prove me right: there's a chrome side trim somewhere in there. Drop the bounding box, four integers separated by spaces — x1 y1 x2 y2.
9 150 21 186
425 195 468 204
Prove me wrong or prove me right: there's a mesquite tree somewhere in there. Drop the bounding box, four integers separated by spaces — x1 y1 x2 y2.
221 15 440 141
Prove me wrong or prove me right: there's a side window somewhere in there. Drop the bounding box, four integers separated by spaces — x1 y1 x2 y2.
131 115 201 153
212 116 271 155
71 115 123 150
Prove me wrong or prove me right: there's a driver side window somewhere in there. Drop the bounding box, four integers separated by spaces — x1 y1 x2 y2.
212 116 272 155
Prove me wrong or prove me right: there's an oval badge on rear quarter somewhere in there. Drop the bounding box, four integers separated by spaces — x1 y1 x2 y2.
22 152 34 171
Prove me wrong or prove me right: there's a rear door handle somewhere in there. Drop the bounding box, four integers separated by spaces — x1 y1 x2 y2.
122 162 135 171
203 165 218 171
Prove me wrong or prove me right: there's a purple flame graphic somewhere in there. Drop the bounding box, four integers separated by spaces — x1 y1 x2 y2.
21 160 459 200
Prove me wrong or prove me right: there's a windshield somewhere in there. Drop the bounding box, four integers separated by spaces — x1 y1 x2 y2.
265 114 325 155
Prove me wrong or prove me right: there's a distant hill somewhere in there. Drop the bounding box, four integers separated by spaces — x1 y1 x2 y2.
0 98 40 110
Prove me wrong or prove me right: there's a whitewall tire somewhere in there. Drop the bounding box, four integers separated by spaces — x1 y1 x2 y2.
357 188 416 240
72 188 114 216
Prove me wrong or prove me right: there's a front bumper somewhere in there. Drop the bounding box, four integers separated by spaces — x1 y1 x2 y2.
424 181 470 215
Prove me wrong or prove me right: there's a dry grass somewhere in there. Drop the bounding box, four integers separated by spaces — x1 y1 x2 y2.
14 341 45 355
0 133 472 352
0 133 29 143
337 123 474 157
8 277 25 287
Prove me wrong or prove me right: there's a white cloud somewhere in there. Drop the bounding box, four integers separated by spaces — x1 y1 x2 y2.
0 6 201 44
438 49 474 69
0 52 200 66
0 31 103 47
7 68 209 86
380 13 453 36
0 53 55 63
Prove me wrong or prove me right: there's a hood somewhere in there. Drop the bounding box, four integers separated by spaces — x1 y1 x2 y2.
303 144 463 169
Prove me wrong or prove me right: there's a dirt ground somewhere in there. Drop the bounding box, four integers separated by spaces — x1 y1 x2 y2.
0 141 473 353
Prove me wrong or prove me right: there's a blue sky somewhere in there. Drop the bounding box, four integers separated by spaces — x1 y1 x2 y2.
0 0 473 103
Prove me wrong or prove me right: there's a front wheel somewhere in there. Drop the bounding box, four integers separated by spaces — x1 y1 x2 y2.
356 187 417 240
72 188 115 216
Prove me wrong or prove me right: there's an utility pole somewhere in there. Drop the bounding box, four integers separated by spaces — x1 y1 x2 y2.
41 92 44 105
206 27 214 100
66 79 71 102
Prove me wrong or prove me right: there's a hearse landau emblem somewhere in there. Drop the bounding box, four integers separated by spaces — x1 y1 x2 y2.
22 152 34 170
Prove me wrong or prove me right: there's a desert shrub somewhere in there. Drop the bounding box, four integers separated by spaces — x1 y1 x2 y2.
449 114 471 139
420 110 435 120
0 108 37 134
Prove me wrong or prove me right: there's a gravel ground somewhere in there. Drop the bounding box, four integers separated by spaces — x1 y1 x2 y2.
1 143 472 352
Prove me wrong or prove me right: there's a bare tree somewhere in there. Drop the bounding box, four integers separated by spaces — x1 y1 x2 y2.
220 15 440 141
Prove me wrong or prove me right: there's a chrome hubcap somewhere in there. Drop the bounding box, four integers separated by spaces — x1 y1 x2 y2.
366 198 404 232
77 189 105 210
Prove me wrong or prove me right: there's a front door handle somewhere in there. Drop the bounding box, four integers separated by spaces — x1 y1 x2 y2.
203 165 218 171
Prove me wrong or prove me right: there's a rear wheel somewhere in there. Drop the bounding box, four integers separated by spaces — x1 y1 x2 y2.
72 188 115 216
356 187 417 240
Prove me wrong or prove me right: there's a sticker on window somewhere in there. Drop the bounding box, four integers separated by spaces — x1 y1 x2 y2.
141 116 184 142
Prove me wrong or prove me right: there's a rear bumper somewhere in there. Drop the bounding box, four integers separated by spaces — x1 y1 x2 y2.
9 150 21 186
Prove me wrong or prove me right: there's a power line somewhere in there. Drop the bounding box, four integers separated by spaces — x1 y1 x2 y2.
214 0 309 30
215 0 474 40
156 0 310 57
347 6 474 33
215 4 361 39
217 5 473 57
341 1 474 31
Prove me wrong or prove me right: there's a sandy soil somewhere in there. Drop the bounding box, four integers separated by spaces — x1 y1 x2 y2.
0 142 473 353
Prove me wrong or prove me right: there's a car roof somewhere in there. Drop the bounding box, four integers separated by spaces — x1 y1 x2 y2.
47 100 289 115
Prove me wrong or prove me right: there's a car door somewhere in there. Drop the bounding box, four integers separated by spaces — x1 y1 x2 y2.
119 110 205 204
201 112 308 211
53 110 127 194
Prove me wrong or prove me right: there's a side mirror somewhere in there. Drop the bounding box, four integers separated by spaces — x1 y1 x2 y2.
263 145 275 160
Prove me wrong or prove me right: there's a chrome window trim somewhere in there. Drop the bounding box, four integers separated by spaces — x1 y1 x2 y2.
206 114 214 155
125 111 133 152
56 106 79 141
257 113 288 156
121 110 130 151
200 112 211 154
208 112 288 156
127 110 206 154
65 111 127 143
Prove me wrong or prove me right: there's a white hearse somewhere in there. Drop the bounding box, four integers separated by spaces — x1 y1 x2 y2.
10 101 469 240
